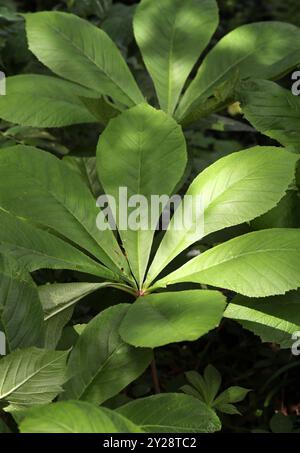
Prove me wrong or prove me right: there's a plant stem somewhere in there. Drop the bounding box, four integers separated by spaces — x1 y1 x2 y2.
151 357 161 394
110 283 137 296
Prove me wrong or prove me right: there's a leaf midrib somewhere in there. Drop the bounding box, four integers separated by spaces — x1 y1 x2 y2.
176 246 300 281
45 22 137 106
0 353 65 400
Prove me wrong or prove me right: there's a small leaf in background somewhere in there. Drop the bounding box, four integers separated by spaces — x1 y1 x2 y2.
204 365 222 405
182 366 250 415
269 413 294 433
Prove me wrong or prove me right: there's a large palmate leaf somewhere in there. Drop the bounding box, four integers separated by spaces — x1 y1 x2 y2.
134 0 218 114
117 393 221 433
154 229 300 297
224 292 300 348
25 12 144 106
20 401 142 433
0 255 44 352
119 290 226 348
97 104 187 285
176 22 300 123
39 282 109 349
0 210 114 280
146 147 298 285
0 145 130 279
239 79 300 151
63 304 152 405
0 348 68 412
0 75 98 128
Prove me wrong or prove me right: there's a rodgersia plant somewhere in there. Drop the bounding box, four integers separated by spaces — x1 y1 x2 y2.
0 102 300 432
1 0 300 435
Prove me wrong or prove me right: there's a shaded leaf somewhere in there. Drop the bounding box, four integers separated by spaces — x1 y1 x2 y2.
63 304 152 404
119 290 226 348
117 393 221 433
0 255 44 352
0 75 98 128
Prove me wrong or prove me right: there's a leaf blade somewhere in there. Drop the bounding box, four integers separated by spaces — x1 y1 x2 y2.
134 0 218 114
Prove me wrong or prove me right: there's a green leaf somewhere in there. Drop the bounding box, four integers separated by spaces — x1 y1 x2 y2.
134 0 218 114
224 291 300 348
117 393 221 433
239 79 300 151
185 371 207 401
214 403 240 415
214 387 250 405
119 290 226 348
97 104 187 285
203 365 221 404
40 282 108 320
0 419 11 433
270 414 293 433
251 191 300 230
63 156 102 198
0 210 114 280
146 147 298 285
180 68 240 126
25 11 144 106
181 384 203 400
0 145 130 279
155 229 300 297
0 255 44 352
0 75 98 128
20 401 142 433
79 95 121 125
0 348 68 412
43 309 74 351
39 282 108 349
176 22 300 122
62 304 152 405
